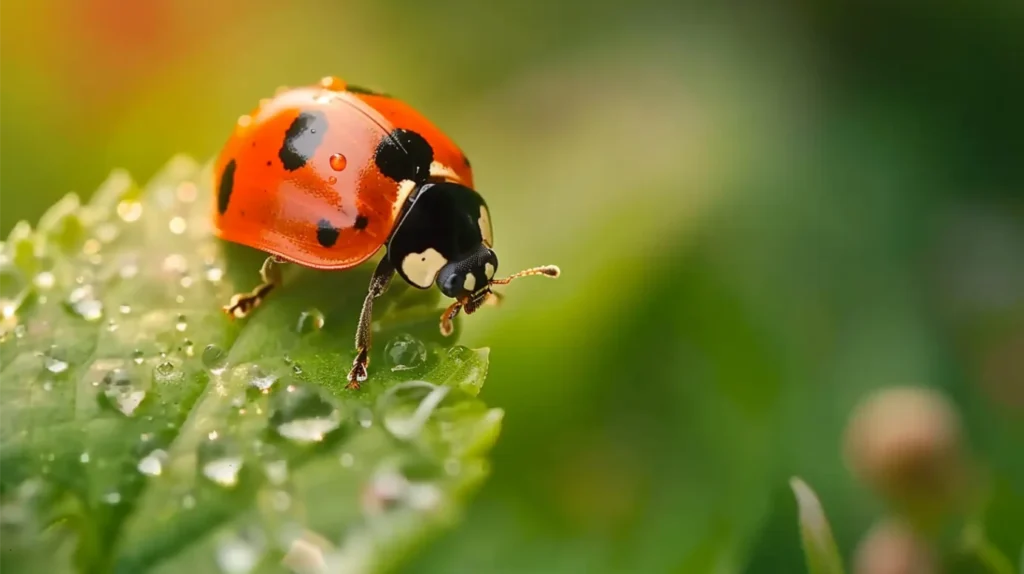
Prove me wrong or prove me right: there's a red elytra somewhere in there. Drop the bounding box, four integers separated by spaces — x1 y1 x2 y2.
213 76 473 270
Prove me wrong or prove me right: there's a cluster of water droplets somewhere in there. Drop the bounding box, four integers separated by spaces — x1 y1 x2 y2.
0 154 504 573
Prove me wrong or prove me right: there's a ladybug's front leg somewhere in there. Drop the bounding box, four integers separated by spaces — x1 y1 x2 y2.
346 258 395 389
223 256 284 319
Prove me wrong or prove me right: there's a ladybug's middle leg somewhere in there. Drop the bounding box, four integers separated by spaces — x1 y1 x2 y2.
223 256 284 318
346 258 395 389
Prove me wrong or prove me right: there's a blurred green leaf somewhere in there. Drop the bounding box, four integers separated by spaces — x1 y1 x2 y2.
0 157 501 574
790 477 845 574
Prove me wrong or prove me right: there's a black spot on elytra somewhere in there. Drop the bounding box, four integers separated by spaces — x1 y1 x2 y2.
317 219 340 248
266 160 272 166
354 214 369 230
374 128 433 183
279 111 328 171
347 84 391 98
218 159 236 214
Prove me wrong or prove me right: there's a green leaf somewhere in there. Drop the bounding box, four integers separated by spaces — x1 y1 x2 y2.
0 156 501 574
789 477 845 574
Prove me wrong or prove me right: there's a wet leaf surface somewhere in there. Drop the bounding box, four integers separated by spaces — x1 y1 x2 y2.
0 157 500 574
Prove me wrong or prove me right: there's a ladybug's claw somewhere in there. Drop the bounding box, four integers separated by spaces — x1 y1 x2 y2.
222 256 283 319
223 292 263 319
346 349 369 390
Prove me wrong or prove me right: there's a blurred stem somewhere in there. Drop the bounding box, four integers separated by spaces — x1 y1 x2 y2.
973 539 1014 574
961 522 1015 574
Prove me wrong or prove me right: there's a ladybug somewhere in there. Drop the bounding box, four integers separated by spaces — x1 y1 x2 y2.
212 76 559 389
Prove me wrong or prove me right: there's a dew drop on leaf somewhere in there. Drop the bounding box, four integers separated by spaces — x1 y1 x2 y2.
378 381 450 440
137 449 168 477
175 314 188 332
42 346 69 374
356 407 373 429
215 527 265 574
131 349 145 365
119 303 132 315
198 434 244 487
203 344 228 374
296 308 325 334
102 368 146 417
80 452 90 464
385 334 427 371
65 284 104 321
243 364 277 392
103 491 123 505
34 271 55 290
269 383 342 443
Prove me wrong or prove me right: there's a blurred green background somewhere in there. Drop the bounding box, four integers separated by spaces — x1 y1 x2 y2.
2 0 1022 572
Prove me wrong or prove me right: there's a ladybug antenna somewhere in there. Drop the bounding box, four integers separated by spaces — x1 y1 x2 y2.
438 264 560 337
489 264 561 286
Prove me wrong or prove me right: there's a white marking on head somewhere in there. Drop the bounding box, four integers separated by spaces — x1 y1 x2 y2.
478 206 493 247
430 162 462 183
401 248 447 288
463 274 476 292
393 180 417 215
484 262 495 279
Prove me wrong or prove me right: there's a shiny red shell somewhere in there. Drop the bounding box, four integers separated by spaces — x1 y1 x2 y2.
212 76 475 270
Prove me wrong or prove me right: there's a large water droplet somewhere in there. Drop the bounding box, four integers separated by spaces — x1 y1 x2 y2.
203 344 228 374
102 368 146 416
328 153 347 171
138 449 168 476
378 381 449 440
269 384 342 443
385 334 427 371
65 284 104 321
296 308 325 334
198 434 243 487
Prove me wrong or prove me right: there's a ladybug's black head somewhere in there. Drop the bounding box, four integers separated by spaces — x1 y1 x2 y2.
435 244 498 301
387 181 559 336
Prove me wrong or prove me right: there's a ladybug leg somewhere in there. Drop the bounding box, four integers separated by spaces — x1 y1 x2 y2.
223 256 284 319
346 258 395 389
